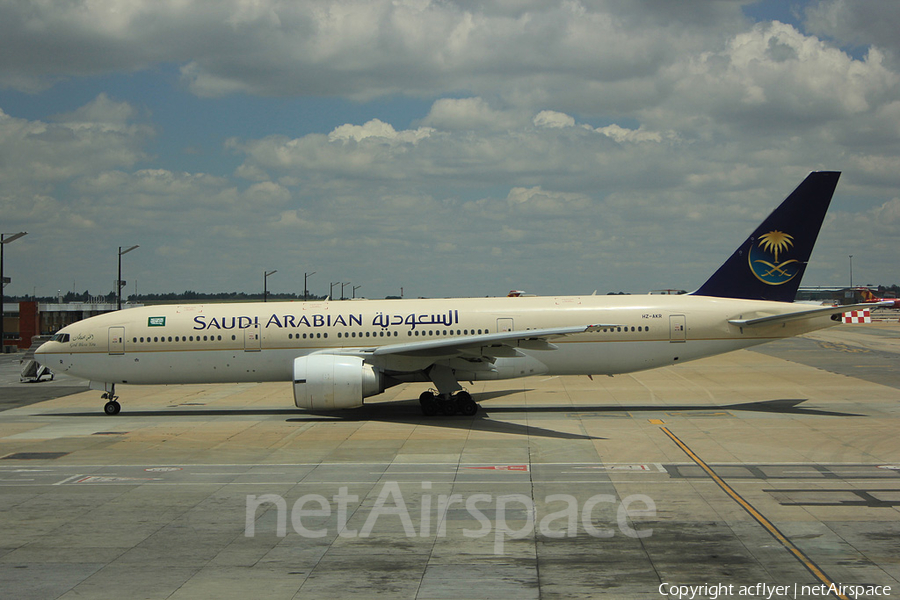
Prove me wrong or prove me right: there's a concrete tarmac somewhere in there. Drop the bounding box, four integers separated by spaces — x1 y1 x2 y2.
1 323 898 599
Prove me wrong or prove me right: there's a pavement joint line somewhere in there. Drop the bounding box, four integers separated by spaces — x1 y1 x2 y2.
660 426 853 600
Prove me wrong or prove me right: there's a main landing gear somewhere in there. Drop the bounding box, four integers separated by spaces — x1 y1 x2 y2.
420 364 480 417
419 390 479 417
102 384 121 415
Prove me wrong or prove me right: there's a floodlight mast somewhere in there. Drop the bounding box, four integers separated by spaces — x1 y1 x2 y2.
264 270 277 302
304 271 316 301
117 245 139 310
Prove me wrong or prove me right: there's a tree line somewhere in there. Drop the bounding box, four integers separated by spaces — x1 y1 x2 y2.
8 290 329 303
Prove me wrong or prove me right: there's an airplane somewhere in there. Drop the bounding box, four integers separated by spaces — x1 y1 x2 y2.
859 288 900 309
36 171 883 417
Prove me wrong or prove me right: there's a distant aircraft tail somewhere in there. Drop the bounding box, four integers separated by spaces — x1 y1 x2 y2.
859 288 877 302
692 171 841 302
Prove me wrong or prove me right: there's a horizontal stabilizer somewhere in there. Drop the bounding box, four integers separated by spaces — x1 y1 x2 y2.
728 302 892 327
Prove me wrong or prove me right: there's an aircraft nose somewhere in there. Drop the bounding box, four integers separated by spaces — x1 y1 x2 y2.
36 333 65 356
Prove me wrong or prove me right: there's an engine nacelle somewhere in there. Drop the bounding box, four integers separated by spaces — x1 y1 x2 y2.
292 354 384 410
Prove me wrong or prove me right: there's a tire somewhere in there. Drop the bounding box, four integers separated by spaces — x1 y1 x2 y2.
458 397 478 416
419 392 439 416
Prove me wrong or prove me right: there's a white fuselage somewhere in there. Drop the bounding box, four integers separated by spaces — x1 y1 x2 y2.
36 294 837 390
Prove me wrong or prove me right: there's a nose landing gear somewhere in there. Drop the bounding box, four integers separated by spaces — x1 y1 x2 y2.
101 385 121 415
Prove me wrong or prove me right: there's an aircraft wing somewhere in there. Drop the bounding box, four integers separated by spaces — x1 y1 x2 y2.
324 324 614 362
371 324 612 357
728 302 892 327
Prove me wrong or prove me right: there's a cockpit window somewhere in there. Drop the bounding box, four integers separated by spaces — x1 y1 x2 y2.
51 333 70 343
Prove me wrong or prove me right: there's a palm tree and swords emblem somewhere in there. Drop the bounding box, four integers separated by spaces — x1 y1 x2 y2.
748 230 800 285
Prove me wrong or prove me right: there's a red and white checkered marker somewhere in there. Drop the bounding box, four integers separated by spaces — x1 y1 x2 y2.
842 309 871 324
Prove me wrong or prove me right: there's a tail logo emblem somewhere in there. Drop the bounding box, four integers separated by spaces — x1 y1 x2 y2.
749 230 800 285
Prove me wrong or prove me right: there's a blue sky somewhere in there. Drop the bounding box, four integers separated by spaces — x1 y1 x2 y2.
2 1 899 300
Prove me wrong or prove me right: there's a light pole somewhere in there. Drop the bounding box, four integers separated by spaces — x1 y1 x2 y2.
1 232 28 352
341 282 350 300
849 255 853 289
330 281 340 301
304 271 316 302
264 270 277 302
117 245 139 310
352 285 361 299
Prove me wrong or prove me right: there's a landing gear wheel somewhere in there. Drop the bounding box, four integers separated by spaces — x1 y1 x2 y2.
439 398 459 416
456 392 478 416
419 391 439 417
104 400 121 415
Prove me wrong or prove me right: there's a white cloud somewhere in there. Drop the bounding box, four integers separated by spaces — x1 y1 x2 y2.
504 186 591 213
0 1 737 101
533 110 574 129
0 95 150 185
424 98 526 131
805 0 900 59
655 21 899 136
328 119 434 144
595 124 665 144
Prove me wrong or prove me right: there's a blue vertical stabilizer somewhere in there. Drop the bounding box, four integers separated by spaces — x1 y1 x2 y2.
692 171 840 302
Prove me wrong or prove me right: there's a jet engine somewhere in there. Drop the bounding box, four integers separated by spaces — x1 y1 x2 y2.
292 354 384 410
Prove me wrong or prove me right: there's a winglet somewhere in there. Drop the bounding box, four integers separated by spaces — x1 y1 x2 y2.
692 172 840 302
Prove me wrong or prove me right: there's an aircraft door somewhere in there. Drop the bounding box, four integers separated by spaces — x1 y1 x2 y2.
497 318 514 332
244 324 261 352
669 315 686 343
109 327 125 355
